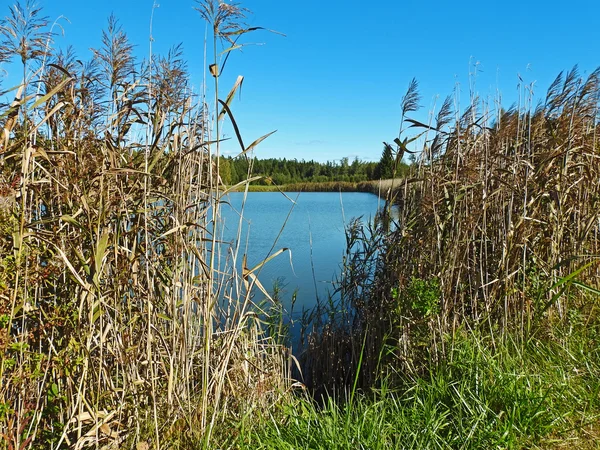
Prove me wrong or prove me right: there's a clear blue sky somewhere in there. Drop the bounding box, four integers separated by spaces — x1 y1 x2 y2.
2 0 599 162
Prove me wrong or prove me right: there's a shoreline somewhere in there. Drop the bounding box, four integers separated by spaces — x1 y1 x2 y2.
227 178 404 196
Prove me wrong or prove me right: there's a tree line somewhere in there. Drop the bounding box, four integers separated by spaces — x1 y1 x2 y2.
219 144 409 185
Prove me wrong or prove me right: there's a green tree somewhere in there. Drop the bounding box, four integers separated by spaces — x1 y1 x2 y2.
219 156 232 185
374 143 394 179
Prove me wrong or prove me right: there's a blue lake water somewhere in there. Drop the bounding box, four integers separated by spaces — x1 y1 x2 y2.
217 191 383 317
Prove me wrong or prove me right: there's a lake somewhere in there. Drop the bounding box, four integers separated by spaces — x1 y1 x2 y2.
217 191 383 320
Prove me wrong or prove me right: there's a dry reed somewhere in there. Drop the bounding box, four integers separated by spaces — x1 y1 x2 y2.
0 2 290 449
302 66 600 392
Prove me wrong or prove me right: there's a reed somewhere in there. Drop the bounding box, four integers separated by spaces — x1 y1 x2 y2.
282 180 401 194
228 179 404 195
0 2 290 449
302 66 600 393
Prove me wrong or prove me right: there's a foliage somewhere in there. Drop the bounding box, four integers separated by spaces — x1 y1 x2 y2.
222 155 409 186
0 2 290 449
302 65 600 395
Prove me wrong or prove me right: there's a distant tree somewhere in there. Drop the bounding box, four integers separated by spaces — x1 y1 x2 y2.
349 157 361 177
221 156 380 184
219 156 232 185
365 162 377 180
229 158 238 184
339 157 349 176
374 143 394 179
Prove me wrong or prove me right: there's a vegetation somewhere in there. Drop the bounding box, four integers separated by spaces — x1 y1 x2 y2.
0 2 291 449
298 66 600 446
302 66 600 388
235 327 600 449
219 153 409 186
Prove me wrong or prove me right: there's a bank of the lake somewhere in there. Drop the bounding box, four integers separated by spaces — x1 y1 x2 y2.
223 323 600 449
228 178 405 196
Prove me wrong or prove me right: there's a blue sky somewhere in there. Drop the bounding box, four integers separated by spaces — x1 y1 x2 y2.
2 0 599 162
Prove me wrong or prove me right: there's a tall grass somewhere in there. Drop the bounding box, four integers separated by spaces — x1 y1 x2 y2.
302 67 600 393
0 2 289 449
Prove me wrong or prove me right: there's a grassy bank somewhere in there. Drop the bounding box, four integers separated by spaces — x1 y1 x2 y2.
228 325 600 449
230 178 405 195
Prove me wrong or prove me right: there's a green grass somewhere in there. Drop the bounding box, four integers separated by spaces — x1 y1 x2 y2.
219 325 600 449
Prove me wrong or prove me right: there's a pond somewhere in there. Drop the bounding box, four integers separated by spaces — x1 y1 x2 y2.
217 191 383 320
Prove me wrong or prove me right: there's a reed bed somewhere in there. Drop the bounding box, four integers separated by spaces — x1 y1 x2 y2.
302 67 600 392
0 2 290 449
227 179 404 196
282 179 402 194
231 180 391 194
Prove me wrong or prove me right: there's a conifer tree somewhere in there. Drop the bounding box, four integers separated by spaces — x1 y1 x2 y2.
374 142 395 179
